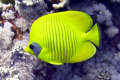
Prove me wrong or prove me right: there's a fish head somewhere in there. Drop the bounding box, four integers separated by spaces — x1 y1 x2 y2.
25 41 50 62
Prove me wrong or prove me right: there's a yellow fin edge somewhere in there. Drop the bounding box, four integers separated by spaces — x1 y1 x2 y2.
48 62 64 65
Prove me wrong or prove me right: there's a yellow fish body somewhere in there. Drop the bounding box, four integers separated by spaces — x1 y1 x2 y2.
25 11 100 65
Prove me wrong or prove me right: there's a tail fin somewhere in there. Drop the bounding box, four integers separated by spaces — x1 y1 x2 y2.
87 23 100 47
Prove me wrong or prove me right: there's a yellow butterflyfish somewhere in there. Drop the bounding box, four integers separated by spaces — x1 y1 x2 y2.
25 11 100 65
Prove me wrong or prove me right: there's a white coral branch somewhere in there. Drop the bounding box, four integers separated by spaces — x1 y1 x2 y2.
52 0 69 9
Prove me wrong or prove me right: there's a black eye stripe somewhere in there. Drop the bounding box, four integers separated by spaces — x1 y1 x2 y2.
29 42 41 57
29 44 34 49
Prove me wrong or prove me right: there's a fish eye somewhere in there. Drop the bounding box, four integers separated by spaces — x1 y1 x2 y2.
29 44 34 50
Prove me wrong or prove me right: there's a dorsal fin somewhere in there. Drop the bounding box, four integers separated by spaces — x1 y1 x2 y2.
54 11 93 32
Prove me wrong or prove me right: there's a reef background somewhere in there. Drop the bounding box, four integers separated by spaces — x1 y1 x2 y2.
0 0 120 80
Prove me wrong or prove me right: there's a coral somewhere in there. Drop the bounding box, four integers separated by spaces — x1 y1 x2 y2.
71 1 120 38
1 2 12 11
0 0 120 80
71 2 113 27
51 64 72 80
0 1 48 79
9 34 48 80
44 0 70 12
8 46 37 80
0 3 15 20
0 66 19 80
93 3 112 26
15 0 41 6
117 43 120 50
2 9 15 19
0 43 46 80
71 75 82 80
15 0 48 22
105 26 119 38
11 24 23 40
11 49 36 80
12 33 29 50
0 21 14 49
111 0 120 3
80 48 120 80
98 71 110 80
13 18 31 32
32 60 47 79
53 64 71 74
0 32 30 80
52 0 69 9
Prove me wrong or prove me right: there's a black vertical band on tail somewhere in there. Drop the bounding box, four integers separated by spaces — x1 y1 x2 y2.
96 23 101 47
95 23 102 51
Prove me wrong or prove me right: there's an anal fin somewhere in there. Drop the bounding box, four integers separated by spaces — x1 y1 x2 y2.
49 62 64 65
71 41 96 63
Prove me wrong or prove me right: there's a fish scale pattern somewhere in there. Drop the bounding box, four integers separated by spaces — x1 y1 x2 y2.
40 17 78 62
